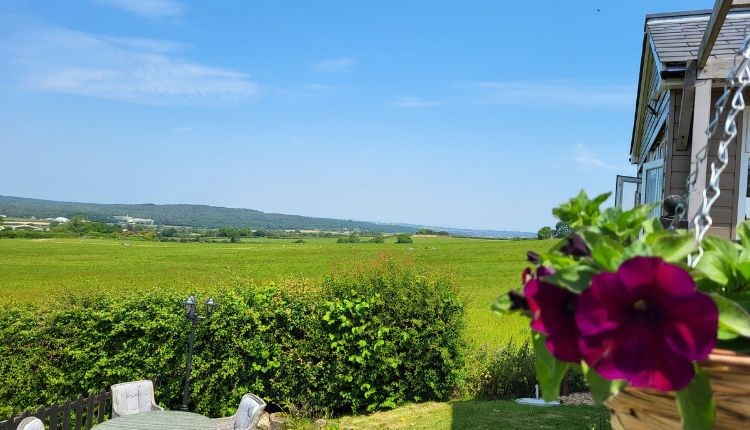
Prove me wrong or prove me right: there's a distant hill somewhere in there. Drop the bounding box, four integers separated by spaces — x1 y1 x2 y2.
399 223 535 239
0 195 534 237
428 226 536 238
0 195 413 233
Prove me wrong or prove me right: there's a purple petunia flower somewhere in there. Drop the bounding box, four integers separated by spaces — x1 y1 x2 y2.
576 256 718 391
527 251 541 264
560 234 590 258
507 290 529 311
524 267 582 363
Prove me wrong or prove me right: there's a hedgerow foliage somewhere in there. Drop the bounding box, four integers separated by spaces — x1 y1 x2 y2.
0 258 464 418
462 341 586 400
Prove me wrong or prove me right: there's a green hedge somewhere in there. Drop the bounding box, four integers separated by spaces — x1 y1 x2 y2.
0 259 464 418
462 341 587 400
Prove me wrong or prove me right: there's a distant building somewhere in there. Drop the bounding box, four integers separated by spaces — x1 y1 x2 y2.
10 224 43 231
54 217 70 223
113 215 155 226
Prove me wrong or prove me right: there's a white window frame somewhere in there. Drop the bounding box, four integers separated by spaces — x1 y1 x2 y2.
641 159 665 217
737 109 750 233
615 175 641 209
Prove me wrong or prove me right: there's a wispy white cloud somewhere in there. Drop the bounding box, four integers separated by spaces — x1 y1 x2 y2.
469 81 634 109
1 23 260 105
391 97 444 108
93 0 184 19
572 143 629 171
312 57 355 73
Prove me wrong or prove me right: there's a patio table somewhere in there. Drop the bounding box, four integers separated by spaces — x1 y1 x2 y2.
92 411 215 430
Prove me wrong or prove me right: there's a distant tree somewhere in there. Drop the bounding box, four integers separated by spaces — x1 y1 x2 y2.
218 227 241 242
369 234 385 243
337 233 360 243
437 231 450 236
537 226 554 240
160 227 178 238
69 215 86 231
252 229 267 237
395 234 413 244
416 228 436 235
553 222 573 239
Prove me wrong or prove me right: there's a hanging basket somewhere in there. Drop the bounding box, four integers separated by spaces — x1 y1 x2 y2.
603 350 750 429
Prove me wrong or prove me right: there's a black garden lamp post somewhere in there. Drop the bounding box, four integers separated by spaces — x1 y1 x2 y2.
180 295 216 411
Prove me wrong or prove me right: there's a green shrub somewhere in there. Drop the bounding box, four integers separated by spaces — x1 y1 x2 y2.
336 233 360 243
369 234 385 243
463 341 586 400
0 258 463 419
0 230 55 239
395 234 413 244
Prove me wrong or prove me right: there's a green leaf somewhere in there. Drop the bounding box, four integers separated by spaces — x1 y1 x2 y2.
589 192 611 208
642 217 663 235
717 328 739 340
622 240 653 260
491 294 512 316
703 236 739 262
676 366 715 430
712 294 750 338
650 233 696 264
696 251 730 286
628 203 659 223
581 362 626 403
738 221 750 249
545 264 597 292
532 331 568 402
737 261 750 282
552 190 610 228
589 237 625 272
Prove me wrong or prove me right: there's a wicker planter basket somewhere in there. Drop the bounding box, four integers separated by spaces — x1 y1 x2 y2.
603 349 750 429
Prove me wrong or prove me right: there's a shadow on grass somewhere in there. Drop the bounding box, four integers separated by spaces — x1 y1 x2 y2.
450 400 611 430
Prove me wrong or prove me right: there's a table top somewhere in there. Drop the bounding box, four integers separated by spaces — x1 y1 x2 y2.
92 411 215 430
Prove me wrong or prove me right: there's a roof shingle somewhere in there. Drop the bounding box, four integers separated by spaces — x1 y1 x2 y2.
647 11 750 63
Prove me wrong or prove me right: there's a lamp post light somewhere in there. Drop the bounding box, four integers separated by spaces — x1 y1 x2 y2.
180 295 215 411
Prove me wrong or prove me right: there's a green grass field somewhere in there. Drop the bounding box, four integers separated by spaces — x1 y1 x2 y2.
1 236 551 348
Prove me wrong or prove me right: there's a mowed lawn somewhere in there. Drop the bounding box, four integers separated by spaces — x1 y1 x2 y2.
337 400 610 430
0 236 552 348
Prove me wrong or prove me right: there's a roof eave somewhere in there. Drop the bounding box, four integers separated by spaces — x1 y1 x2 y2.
645 9 713 20
629 31 656 163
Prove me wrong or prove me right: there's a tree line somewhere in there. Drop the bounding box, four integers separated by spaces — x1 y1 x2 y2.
536 222 572 240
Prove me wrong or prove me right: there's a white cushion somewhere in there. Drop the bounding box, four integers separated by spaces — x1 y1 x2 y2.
112 380 156 416
234 395 261 430
19 417 44 430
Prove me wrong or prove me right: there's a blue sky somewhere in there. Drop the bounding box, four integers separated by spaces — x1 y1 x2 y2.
0 0 709 232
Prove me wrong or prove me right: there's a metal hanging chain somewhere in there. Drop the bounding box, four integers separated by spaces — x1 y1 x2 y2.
684 33 750 268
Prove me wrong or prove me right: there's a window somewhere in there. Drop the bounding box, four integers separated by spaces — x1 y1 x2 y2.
642 159 664 218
